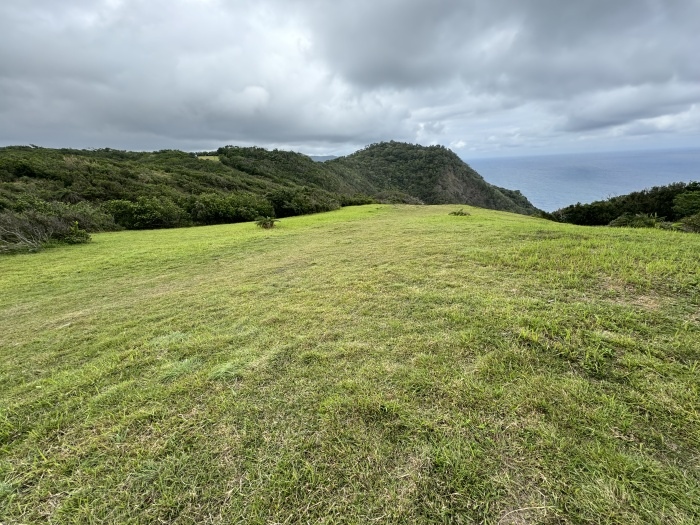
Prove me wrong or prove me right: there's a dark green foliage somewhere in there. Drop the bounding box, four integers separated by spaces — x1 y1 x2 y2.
678 212 700 233
338 194 377 206
449 208 471 216
63 221 92 244
104 197 188 230
326 141 539 214
552 181 700 225
608 213 665 228
188 192 274 225
372 190 424 205
673 191 700 217
266 187 340 218
255 216 279 229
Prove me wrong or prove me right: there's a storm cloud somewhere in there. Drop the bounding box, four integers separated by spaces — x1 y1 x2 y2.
1 0 698 156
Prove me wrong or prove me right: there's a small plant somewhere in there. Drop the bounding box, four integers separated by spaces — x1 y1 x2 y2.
62 221 91 244
255 216 279 229
449 208 471 216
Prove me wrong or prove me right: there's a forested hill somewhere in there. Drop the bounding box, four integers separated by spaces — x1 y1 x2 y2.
0 142 538 234
327 142 537 214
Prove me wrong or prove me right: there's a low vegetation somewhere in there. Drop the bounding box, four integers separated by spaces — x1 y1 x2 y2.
1 205 698 523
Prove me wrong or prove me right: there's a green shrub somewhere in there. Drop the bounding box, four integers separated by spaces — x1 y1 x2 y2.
609 213 665 228
339 194 377 207
449 208 471 216
255 216 279 229
673 191 700 218
0 212 91 254
267 188 340 218
188 192 274 225
678 213 700 233
105 197 187 229
62 221 92 244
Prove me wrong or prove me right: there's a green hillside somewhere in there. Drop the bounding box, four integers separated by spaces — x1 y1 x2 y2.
327 142 536 214
0 143 538 251
1 205 698 523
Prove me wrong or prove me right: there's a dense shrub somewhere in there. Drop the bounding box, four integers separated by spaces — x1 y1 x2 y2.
188 192 274 225
609 213 665 228
0 210 91 254
673 191 700 218
553 181 700 225
678 213 700 233
339 194 377 207
266 188 340 218
104 197 188 229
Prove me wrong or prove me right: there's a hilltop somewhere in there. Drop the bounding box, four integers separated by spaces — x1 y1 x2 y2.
327 142 536 214
1 205 698 523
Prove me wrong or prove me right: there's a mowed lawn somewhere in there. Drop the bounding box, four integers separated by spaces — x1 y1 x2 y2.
1 205 699 524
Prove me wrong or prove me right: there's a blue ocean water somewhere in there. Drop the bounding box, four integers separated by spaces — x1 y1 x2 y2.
467 148 700 212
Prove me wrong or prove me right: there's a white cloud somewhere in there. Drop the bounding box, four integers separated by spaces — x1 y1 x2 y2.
0 0 698 156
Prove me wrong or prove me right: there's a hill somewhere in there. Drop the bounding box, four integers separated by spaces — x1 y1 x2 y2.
1 205 698 523
0 143 538 250
327 142 536 214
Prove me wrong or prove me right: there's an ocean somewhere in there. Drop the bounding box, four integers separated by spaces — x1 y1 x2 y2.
467 148 700 212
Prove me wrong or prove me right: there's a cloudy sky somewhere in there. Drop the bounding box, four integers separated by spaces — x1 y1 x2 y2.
1 0 699 157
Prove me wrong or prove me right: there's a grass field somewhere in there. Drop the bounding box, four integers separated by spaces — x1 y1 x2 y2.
1 205 699 524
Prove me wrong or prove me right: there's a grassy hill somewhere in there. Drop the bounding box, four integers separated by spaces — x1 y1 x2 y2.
2 205 699 523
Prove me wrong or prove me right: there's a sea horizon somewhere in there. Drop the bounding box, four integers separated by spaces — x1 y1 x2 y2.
467 147 700 212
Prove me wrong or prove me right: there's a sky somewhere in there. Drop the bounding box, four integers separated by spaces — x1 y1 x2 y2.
1 0 699 158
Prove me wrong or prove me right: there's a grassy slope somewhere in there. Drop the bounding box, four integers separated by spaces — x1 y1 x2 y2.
1 205 699 524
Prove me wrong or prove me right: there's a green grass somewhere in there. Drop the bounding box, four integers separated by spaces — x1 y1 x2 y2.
1 205 699 524
197 155 220 162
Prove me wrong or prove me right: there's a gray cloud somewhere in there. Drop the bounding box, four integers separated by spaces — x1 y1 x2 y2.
0 0 699 155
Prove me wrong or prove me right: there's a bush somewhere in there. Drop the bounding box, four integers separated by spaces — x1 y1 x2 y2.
673 191 700 218
0 211 91 254
678 213 700 233
609 213 665 228
62 221 91 244
255 216 279 229
104 197 187 229
266 188 340 218
449 208 471 216
188 192 274 225
339 194 377 207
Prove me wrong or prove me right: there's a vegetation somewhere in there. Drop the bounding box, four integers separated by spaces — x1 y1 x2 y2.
550 181 700 227
449 208 471 216
608 212 667 229
0 143 538 251
0 200 101 253
327 142 539 214
255 216 279 229
1 205 698 523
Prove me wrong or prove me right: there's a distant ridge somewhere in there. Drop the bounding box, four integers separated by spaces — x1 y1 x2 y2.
309 155 338 162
